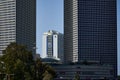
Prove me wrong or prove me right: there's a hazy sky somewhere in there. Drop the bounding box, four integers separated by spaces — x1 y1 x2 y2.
37 0 120 75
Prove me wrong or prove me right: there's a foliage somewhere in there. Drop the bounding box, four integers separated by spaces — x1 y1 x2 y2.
43 71 53 80
0 43 56 80
74 73 80 80
35 59 56 80
118 75 120 80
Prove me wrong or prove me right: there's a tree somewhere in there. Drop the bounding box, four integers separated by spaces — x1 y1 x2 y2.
43 71 53 80
0 43 56 80
0 43 35 80
118 75 120 80
74 73 80 80
35 59 56 80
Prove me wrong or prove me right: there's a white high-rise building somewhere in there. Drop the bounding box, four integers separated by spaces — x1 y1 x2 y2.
42 30 64 62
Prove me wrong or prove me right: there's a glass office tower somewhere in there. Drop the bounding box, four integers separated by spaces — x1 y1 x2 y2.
64 0 117 78
0 0 36 56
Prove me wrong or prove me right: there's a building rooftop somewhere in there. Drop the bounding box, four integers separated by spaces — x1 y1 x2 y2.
43 30 62 35
41 57 62 64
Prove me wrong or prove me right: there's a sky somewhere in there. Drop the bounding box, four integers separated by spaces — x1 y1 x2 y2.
37 0 120 75
36 0 63 53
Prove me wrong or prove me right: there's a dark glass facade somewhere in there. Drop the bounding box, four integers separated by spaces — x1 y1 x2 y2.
16 0 36 55
78 0 117 65
64 0 117 78
78 0 117 77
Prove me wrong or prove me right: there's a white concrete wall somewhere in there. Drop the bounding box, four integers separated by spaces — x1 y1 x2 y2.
42 34 47 58
53 35 58 59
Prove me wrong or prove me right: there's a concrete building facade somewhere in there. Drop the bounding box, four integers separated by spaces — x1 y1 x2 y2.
42 30 64 62
0 0 36 56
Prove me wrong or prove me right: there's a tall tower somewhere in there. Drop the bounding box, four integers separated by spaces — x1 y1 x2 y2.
42 30 64 62
0 0 36 56
64 0 78 63
64 0 117 78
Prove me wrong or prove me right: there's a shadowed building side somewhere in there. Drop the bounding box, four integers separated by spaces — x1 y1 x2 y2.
64 0 117 79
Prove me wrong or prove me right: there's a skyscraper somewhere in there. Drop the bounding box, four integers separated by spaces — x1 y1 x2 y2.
64 0 117 78
42 30 64 62
0 0 36 56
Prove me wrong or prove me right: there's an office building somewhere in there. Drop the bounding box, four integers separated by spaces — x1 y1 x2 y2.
53 64 114 80
42 30 64 62
41 59 114 80
0 0 36 56
64 0 117 78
